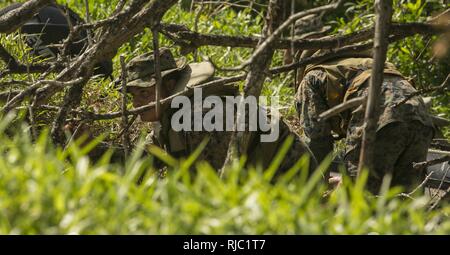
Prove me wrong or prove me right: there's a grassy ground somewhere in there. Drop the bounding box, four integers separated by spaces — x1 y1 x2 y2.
0 115 449 234
0 0 449 234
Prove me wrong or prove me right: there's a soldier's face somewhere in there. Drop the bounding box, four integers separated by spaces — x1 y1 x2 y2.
128 79 176 122
128 86 158 122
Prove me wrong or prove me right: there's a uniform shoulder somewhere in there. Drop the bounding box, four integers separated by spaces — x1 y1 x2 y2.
304 69 327 79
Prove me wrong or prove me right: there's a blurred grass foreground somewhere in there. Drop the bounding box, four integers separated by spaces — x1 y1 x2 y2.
0 0 449 235
0 113 449 234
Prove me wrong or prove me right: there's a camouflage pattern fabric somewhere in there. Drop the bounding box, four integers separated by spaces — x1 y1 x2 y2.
126 48 187 88
147 96 318 175
296 69 434 193
345 121 433 194
344 74 433 155
296 70 334 164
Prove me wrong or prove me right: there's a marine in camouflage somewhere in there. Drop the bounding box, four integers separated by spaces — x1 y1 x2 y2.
296 57 434 193
127 49 318 176
149 98 317 174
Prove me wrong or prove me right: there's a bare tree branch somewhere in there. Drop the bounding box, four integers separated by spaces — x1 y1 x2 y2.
357 0 393 176
152 27 163 118
428 185 450 211
396 171 435 200
220 0 285 175
318 96 367 122
2 78 85 113
41 0 178 144
239 0 345 68
0 45 53 77
120 55 130 159
160 20 450 50
394 73 450 107
84 0 93 46
413 155 450 170
0 0 53 34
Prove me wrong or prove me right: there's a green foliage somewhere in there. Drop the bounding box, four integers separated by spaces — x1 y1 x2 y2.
1 0 445 127
0 0 449 234
0 115 449 234
334 0 450 125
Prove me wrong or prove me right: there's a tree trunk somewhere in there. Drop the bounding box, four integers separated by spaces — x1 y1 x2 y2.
220 0 284 176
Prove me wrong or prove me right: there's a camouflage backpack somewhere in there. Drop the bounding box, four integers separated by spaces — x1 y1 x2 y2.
301 57 404 136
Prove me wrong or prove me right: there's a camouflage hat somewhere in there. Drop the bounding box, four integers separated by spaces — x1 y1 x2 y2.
126 48 216 93
126 48 188 88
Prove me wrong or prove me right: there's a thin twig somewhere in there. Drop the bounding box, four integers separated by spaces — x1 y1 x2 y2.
160 20 450 50
193 0 205 62
152 27 162 119
290 0 297 87
116 114 138 140
41 48 449 124
0 0 52 34
28 104 37 141
413 155 450 170
0 46 52 77
396 171 434 200
84 0 93 46
77 76 245 121
120 55 130 159
357 0 393 175
2 78 84 113
431 165 449 200
412 171 434 195
428 185 450 211
318 96 367 122
63 120 87 152
112 0 127 16
394 74 450 107
0 79 31 87
236 0 344 69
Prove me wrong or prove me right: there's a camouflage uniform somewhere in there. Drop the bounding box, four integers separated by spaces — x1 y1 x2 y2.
296 57 434 193
127 49 318 175
149 93 318 174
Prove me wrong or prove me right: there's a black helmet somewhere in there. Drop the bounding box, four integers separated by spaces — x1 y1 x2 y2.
0 3 113 78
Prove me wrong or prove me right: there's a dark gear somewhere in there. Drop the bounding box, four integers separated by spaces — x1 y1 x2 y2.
0 3 113 77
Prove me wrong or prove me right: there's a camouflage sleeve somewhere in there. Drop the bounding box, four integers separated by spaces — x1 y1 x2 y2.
296 69 334 164
142 130 170 171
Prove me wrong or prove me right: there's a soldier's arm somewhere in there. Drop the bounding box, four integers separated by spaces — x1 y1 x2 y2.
142 131 170 171
296 70 334 164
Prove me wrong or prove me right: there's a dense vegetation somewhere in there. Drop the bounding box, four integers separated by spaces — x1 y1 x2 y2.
0 115 449 234
0 0 449 234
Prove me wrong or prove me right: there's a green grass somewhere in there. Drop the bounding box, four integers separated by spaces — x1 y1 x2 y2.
0 114 449 234
1 0 447 128
0 1 449 234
